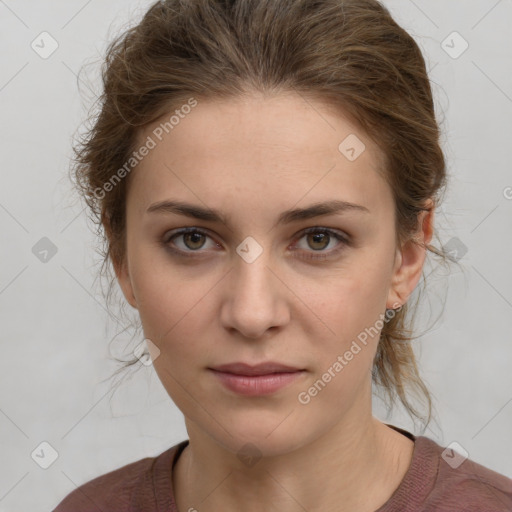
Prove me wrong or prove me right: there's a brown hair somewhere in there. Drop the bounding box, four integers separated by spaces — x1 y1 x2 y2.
72 0 455 431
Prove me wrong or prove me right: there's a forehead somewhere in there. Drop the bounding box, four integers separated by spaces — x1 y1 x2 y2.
129 92 393 220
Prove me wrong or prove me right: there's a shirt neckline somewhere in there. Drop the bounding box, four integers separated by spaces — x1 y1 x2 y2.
156 425 439 512
375 424 439 511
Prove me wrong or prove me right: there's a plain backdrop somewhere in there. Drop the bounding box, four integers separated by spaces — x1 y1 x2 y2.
0 1 511 510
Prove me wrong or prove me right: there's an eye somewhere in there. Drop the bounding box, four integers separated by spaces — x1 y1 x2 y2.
162 226 350 260
291 227 350 261
163 227 219 256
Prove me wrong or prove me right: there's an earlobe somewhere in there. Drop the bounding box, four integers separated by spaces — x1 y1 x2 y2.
386 203 434 309
386 247 406 308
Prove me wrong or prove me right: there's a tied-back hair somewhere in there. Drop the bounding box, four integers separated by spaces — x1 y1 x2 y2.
72 0 455 431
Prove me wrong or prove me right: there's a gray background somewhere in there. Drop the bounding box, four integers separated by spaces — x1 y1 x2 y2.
0 0 511 510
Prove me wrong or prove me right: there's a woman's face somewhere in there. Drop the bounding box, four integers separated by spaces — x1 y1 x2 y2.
116 92 426 456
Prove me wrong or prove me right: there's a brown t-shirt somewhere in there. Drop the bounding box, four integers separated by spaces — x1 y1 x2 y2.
53 425 512 511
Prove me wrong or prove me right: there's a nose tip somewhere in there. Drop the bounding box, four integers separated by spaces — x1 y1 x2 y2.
220 258 290 339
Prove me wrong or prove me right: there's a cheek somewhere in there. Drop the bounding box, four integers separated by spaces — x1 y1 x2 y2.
128 248 188 341
312 260 391 337
128 248 221 364
132 264 210 407
296 276 385 416
134 275 205 344
300 250 393 379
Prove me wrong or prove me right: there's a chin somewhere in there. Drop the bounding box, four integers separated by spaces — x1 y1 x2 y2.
207 416 314 459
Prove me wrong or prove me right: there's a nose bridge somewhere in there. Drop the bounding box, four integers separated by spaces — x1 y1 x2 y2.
233 239 278 306
221 238 289 337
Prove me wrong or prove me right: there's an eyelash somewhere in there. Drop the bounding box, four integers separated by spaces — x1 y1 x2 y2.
162 226 351 261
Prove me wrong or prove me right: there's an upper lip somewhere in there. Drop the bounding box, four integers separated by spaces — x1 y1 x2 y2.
210 362 304 376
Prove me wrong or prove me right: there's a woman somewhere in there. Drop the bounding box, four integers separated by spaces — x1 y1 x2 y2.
54 0 512 510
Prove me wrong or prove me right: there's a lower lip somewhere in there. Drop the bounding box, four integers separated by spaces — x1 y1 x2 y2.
209 370 305 396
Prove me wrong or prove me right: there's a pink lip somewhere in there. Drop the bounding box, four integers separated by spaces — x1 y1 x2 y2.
208 362 305 396
210 362 303 376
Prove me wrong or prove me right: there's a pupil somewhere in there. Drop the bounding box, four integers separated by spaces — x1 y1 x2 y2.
309 233 328 250
186 232 205 249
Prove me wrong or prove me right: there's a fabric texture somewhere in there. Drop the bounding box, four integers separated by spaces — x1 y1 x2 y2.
53 424 512 512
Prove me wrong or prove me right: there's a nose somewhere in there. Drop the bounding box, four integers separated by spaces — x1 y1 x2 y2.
219 248 290 339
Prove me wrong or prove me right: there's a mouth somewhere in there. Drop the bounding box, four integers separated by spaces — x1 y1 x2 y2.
209 361 304 376
208 362 306 396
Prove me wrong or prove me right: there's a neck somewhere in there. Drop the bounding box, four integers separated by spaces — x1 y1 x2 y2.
173 415 414 512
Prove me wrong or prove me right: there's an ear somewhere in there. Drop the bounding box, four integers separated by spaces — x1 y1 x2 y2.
386 200 434 309
113 256 138 310
103 212 138 310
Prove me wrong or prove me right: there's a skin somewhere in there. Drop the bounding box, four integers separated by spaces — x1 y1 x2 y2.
114 91 434 512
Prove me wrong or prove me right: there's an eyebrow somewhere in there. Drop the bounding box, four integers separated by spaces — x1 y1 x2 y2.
146 199 370 227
